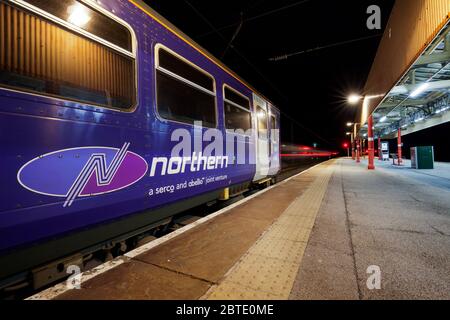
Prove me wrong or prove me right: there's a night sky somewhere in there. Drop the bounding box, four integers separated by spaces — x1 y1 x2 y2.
146 0 395 149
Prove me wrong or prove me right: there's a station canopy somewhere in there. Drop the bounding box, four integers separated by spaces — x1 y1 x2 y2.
360 23 450 139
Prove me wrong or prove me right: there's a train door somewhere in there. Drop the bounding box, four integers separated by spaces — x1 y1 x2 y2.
253 94 270 181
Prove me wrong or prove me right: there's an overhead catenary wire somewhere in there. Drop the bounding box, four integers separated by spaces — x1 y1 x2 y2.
197 0 313 38
269 33 383 61
221 11 244 59
183 0 289 101
183 0 334 147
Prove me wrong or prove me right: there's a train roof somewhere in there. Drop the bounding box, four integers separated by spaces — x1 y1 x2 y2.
130 0 279 112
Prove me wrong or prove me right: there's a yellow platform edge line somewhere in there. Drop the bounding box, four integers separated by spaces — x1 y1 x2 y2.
204 165 334 300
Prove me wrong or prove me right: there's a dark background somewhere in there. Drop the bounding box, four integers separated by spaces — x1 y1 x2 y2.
144 0 448 160
387 122 450 162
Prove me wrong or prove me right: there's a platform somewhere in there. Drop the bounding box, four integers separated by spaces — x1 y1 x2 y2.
29 158 450 300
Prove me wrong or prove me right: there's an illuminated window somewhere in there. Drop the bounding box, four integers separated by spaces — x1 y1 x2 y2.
0 0 135 110
257 106 268 139
22 0 132 51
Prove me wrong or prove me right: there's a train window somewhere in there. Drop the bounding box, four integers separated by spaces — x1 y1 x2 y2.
271 115 277 139
224 103 252 131
224 87 250 111
21 0 132 51
156 46 216 127
257 106 268 139
158 49 214 92
271 114 277 145
0 1 136 110
223 86 251 131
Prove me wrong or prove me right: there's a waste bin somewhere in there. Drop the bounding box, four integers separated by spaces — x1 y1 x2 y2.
411 146 434 169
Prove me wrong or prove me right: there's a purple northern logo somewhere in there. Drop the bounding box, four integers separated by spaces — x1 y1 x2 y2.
18 143 148 207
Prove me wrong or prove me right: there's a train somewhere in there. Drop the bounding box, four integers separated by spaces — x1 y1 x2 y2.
0 0 283 292
279 144 338 175
280 144 339 159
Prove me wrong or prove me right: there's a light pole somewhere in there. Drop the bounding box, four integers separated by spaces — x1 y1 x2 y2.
346 122 360 162
356 139 361 163
347 94 364 164
367 115 375 170
346 122 356 160
397 128 403 166
346 132 353 158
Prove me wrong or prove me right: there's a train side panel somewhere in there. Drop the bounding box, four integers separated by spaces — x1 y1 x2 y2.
0 0 260 281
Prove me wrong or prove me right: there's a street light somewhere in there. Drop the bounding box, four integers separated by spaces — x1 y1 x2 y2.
348 94 363 105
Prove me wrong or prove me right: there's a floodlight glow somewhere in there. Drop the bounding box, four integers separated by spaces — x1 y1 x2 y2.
410 83 429 98
346 122 353 127
67 3 91 27
348 94 362 105
346 132 351 136
379 116 387 123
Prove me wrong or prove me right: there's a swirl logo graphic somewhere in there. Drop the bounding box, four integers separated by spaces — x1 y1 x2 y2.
18 143 148 207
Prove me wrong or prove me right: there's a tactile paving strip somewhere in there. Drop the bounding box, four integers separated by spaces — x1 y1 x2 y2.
205 165 333 300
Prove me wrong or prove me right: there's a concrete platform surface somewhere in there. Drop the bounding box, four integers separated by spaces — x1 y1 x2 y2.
31 158 450 300
291 158 450 300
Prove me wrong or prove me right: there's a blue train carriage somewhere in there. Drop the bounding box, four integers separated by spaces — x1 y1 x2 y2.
0 0 281 291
